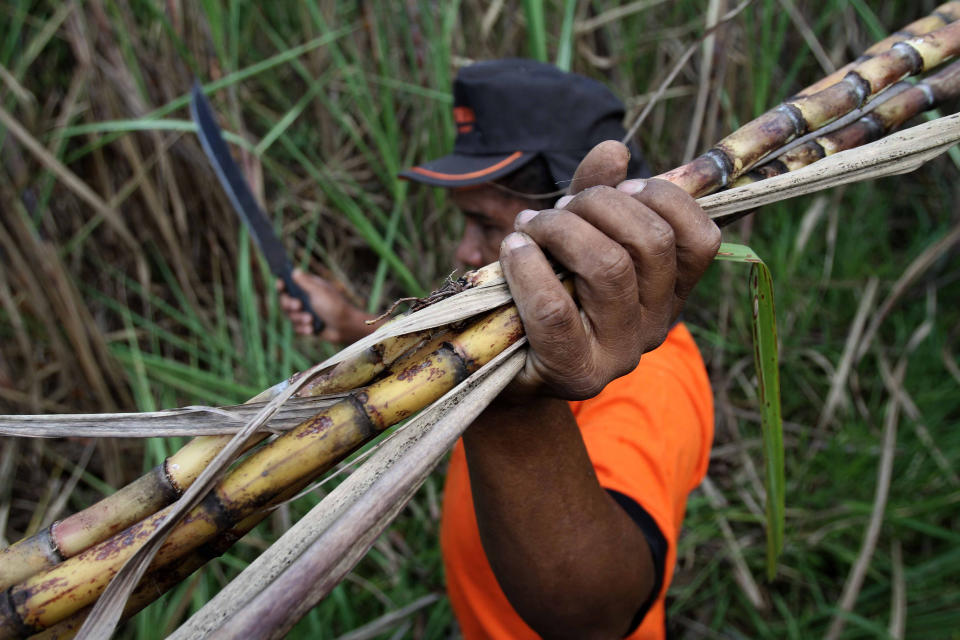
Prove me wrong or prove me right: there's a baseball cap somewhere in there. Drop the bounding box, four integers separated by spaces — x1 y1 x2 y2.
399 58 645 189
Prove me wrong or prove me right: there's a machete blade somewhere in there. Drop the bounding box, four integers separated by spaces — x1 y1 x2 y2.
190 82 324 334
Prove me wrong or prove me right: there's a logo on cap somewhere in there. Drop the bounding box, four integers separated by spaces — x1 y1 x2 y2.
453 106 476 133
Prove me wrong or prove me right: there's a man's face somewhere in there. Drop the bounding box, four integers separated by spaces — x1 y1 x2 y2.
451 185 543 268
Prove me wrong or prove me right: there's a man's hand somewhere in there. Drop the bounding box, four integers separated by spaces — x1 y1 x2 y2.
499 140 721 400
277 270 378 343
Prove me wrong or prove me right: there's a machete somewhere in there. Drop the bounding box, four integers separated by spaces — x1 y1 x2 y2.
190 82 324 334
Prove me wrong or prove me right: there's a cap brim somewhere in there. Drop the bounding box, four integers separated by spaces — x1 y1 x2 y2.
399 151 536 187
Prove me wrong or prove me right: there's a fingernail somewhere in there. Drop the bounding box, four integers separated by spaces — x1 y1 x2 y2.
555 194 574 209
515 209 538 227
617 179 646 195
502 232 532 252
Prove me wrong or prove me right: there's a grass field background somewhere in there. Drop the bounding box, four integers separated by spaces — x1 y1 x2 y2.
1 1 958 638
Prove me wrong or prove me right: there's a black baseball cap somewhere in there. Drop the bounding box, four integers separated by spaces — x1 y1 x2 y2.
399 58 645 188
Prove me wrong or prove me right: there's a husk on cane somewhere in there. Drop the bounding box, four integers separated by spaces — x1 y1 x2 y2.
0 304 524 637
2 7 960 639
0 320 442 590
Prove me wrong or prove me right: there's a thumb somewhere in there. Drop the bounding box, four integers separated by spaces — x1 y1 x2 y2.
567 140 631 195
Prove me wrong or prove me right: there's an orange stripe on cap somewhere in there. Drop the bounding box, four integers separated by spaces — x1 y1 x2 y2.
408 151 524 181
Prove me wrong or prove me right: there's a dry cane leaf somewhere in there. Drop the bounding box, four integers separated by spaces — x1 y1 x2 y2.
168 340 527 639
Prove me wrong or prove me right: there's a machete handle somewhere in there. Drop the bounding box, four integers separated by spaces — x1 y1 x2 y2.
281 270 326 335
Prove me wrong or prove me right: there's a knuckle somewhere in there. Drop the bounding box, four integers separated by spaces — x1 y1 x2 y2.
529 295 577 334
555 362 606 400
574 185 622 213
520 209 564 241
593 245 634 282
645 325 671 352
645 220 676 257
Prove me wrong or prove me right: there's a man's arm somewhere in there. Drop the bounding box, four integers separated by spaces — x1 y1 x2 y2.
464 397 654 639
462 141 720 638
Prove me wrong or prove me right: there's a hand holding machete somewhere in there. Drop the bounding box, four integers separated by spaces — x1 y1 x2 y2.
190 82 325 335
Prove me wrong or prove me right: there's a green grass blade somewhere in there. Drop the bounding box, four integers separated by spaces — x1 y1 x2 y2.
555 0 578 72
522 0 548 62
715 242 785 579
56 120 257 153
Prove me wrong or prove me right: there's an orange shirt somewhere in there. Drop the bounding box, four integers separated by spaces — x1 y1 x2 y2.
441 322 714 639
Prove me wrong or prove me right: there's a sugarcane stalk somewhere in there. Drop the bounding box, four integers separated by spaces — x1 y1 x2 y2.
0 325 447 591
795 1 960 98
27 514 260 640
0 303 523 637
0 246 503 597
659 19 960 197
26 471 317 640
739 59 960 183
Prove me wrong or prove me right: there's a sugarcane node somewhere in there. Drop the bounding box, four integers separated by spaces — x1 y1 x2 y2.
776 103 808 136
705 149 733 186
157 461 183 501
892 40 927 75
918 82 937 109
0 589 34 639
198 492 236 531
841 72 871 107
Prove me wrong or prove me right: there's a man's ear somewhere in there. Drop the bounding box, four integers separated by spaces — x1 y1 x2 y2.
567 140 631 195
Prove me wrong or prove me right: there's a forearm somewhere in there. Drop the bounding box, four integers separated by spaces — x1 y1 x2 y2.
462 396 655 639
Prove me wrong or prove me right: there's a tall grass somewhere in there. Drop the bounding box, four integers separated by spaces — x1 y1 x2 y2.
1 0 958 637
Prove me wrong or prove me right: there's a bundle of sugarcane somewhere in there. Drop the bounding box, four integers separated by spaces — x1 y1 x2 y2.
2 4 960 638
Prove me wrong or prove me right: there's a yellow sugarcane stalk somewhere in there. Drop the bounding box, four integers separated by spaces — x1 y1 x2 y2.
28 513 261 640
0 256 509 594
0 304 523 637
26 472 318 640
0 327 441 591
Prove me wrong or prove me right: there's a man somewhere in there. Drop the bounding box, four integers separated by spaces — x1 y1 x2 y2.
281 59 719 639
